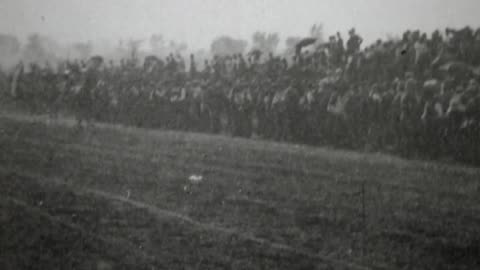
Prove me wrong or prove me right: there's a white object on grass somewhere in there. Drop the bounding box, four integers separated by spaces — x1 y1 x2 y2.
188 174 203 184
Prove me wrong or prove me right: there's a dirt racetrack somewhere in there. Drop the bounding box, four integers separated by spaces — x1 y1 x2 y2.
1 113 480 270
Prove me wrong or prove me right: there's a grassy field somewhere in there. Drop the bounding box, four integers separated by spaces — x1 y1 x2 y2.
1 113 480 269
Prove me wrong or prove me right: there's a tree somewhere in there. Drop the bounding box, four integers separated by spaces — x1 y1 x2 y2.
167 40 188 54
72 41 93 60
284 36 303 56
310 24 325 44
150 34 165 52
23 34 59 65
251 32 280 54
127 39 144 64
0 34 21 70
0 34 21 55
149 35 187 57
149 34 169 56
210 36 248 56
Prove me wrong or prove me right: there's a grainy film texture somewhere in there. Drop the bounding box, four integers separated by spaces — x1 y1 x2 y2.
1 1 480 269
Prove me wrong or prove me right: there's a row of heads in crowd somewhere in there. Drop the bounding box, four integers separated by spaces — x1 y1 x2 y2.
7 26 480 69
7 26 480 76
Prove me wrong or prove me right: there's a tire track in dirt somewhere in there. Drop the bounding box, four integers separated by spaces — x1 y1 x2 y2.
4 112 480 269
71 180 384 270
2 167 383 270
3 117 480 242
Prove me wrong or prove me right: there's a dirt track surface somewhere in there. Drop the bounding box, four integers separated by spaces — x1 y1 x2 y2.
1 113 480 269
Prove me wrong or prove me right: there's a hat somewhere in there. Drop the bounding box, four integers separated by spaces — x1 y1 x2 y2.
423 79 439 89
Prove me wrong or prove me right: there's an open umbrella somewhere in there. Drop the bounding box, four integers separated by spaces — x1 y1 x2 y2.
295 37 317 55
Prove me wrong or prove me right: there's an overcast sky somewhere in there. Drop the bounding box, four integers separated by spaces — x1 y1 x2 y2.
1 0 480 50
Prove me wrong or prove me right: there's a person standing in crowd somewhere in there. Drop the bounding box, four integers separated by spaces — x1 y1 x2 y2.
7 25 480 163
75 56 103 128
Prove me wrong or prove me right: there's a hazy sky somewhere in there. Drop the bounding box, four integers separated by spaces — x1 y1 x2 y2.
1 0 480 50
